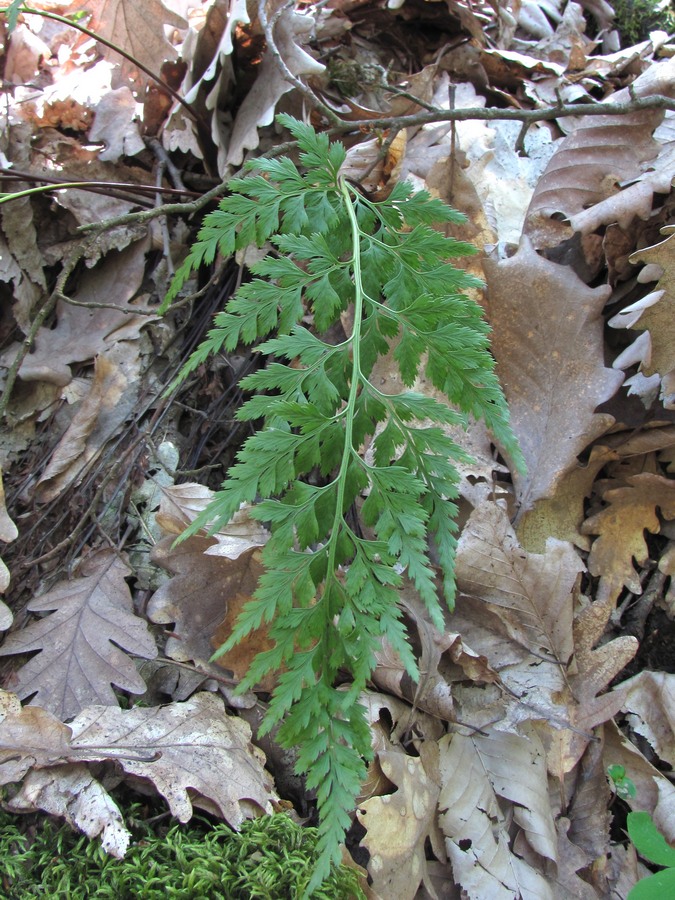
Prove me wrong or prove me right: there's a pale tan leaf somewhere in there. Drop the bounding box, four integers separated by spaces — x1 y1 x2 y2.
581 472 675 592
89 86 145 162
74 0 187 83
626 228 675 378
483 239 622 512
357 748 442 900
8 764 130 858
455 501 580 662
0 550 157 719
0 690 75 783
35 343 142 503
69 692 278 826
622 671 675 770
438 727 554 900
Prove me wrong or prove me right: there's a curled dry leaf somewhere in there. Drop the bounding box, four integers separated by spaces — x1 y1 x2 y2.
8 764 130 858
484 239 623 513
524 57 675 249
0 550 158 720
35 343 142 503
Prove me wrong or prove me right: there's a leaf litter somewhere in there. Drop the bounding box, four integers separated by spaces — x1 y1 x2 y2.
0 0 675 897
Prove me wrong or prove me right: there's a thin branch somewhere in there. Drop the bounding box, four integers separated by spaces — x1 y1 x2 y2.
325 93 675 134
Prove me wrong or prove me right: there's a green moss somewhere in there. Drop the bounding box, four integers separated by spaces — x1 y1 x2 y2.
0 805 366 899
612 0 675 46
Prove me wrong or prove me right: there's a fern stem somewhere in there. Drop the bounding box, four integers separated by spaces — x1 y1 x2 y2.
324 179 367 580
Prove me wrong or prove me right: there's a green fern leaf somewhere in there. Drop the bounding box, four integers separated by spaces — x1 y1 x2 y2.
163 115 523 894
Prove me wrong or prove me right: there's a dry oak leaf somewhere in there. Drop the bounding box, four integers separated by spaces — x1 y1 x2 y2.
483 239 623 514
8 763 130 858
0 550 157 720
438 724 555 900
455 500 581 663
72 0 187 84
0 689 74 783
68 692 278 826
357 748 444 900
581 472 675 592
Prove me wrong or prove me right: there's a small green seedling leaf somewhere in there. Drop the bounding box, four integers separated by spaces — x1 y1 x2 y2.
628 812 675 868
608 763 637 800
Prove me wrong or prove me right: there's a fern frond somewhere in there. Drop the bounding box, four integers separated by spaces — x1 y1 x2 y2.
163 115 523 893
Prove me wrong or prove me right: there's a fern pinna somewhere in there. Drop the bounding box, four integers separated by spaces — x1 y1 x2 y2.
163 115 523 894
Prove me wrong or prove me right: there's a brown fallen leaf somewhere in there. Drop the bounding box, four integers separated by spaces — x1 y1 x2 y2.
484 238 623 513
622 670 675 771
524 57 675 249
603 719 675 843
455 501 581 662
73 0 187 88
0 239 154 387
149 536 270 687
0 689 278 843
0 690 74 783
0 550 158 719
621 228 675 381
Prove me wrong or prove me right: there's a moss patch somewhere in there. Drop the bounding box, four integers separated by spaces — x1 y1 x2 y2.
0 804 367 899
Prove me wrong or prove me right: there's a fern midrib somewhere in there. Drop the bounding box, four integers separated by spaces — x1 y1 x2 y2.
323 179 367 583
